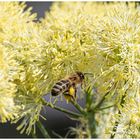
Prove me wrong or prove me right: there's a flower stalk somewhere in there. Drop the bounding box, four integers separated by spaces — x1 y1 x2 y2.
41 98 82 118
36 121 50 138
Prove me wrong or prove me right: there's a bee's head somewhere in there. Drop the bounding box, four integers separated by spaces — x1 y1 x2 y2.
76 71 85 80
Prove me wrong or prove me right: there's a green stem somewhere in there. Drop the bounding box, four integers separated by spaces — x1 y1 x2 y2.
48 103 82 118
70 100 86 114
94 91 110 111
42 98 82 118
36 121 50 138
31 131 37 138
96 104 115 112
87 112 98 138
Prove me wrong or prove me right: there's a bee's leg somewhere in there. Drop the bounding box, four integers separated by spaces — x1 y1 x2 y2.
52 97 58 105
46 94 53 107
50 95 52 103
60 93 63 101
48 92 58 106
75 87 77 100
63 90 71 103
71 85 77 100
64 89 69 96
71 91 76 102
71 95 76 101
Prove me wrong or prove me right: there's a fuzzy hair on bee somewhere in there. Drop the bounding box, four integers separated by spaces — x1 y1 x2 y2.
51 71 85 100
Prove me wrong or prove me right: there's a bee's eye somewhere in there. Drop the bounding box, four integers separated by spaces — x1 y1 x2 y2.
81 75 84 79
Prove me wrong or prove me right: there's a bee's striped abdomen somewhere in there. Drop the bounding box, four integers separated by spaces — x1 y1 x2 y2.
51 79 70 96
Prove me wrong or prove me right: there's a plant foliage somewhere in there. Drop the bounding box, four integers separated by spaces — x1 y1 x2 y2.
0 2 140 138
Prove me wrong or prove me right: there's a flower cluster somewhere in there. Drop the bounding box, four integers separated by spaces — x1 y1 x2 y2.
0 2 43 134
0 45 18 122
1 2 140 138
39 2 140 138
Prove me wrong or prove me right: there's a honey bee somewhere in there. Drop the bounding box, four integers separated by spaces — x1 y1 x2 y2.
51 71 85 101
